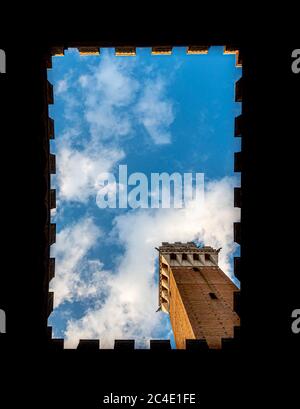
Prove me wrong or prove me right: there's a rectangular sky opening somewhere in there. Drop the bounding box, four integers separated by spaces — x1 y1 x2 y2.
47 46 241 349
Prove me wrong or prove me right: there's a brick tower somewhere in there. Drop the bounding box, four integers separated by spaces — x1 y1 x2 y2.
158 242 240 349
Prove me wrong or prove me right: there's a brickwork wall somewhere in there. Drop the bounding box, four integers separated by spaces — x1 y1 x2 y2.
169 269 196 349
170 267 240 348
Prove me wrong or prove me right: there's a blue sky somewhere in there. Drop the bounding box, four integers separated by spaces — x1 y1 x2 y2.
48 46 241 348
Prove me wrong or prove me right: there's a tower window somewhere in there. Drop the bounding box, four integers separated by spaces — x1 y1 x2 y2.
193 254 199 260
205 253 210 261
170 253 177 260
182 253 187 260
209 292 218 300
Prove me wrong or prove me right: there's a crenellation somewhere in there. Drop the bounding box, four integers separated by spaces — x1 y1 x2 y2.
115 47 136 56
78 47 100 55
187 46 210 55
152 46 172 55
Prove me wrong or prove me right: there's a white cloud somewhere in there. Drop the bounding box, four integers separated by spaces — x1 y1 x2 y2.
57 142 124 203
55 78 69 95
54 53 176 204
63 176 239 348
50 217 108 307
80 54 140 142
135 78 175 144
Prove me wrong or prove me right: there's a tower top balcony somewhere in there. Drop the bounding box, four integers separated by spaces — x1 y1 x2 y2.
159 241 221 256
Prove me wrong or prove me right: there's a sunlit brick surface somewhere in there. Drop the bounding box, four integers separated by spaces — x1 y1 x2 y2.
170 266 239 348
